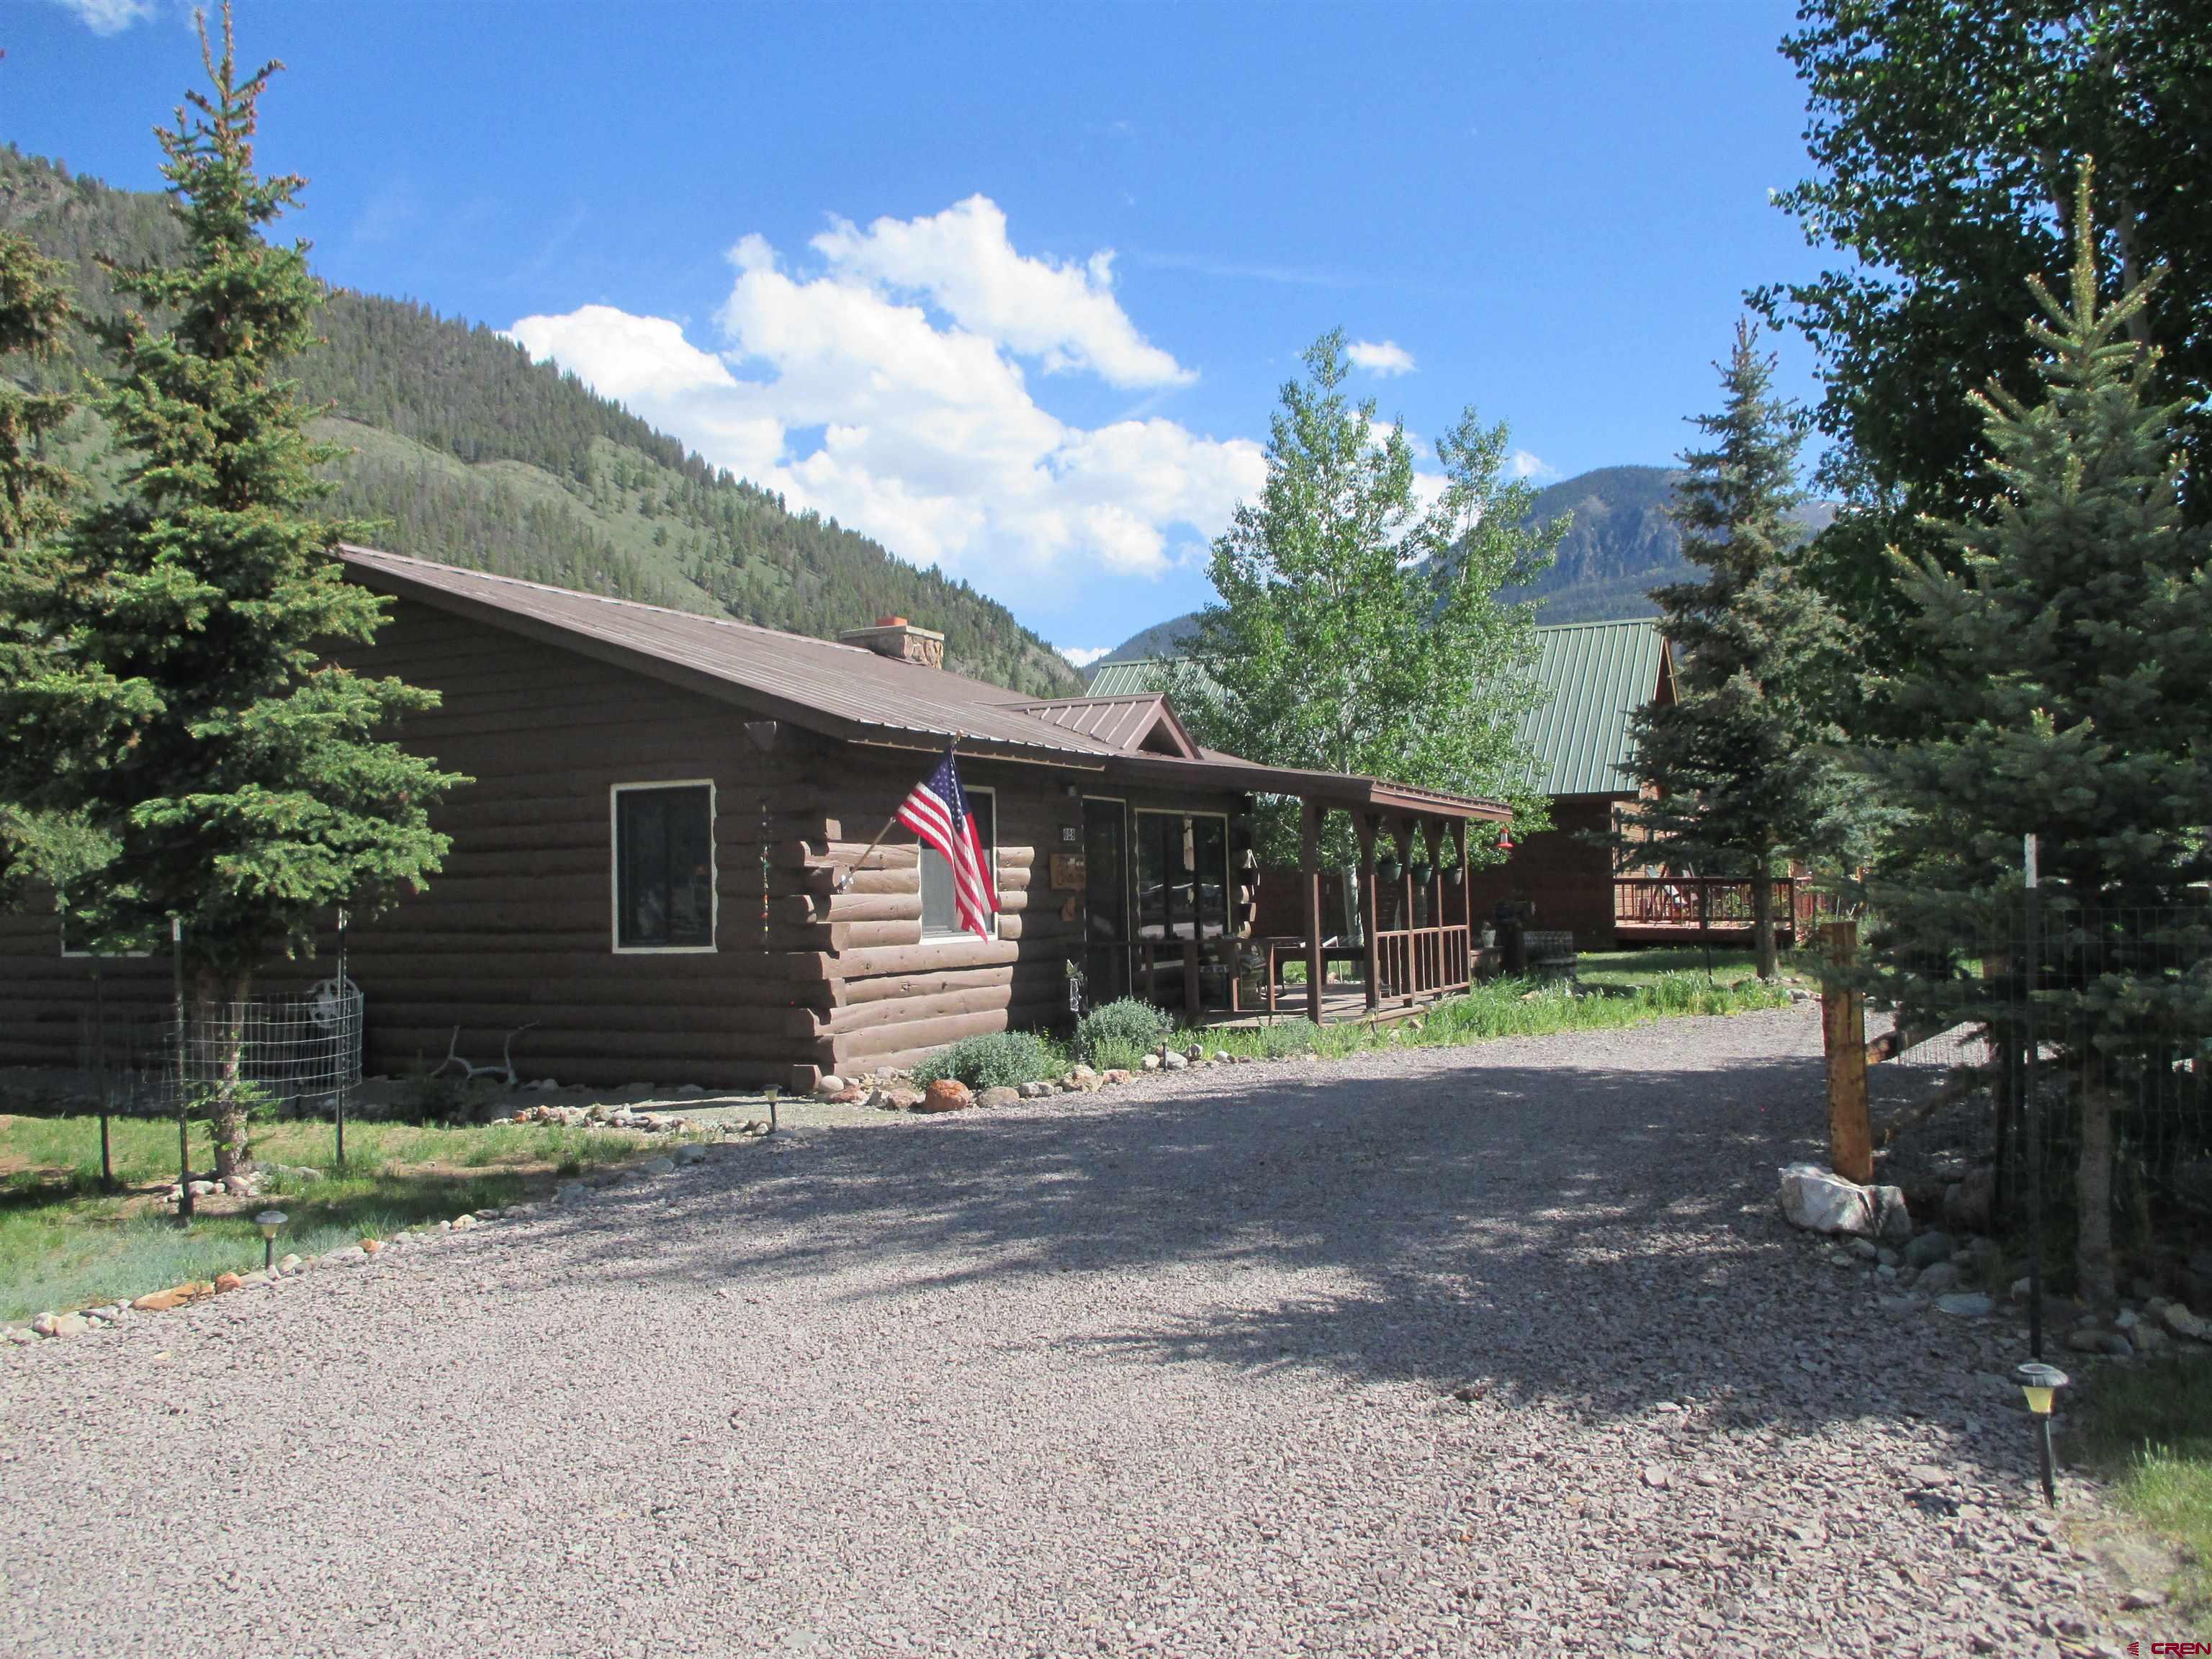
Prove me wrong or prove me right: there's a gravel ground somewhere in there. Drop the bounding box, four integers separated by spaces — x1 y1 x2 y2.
0 1006 2144 1657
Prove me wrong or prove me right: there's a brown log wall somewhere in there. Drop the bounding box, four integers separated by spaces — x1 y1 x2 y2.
1461 793 1621 948
0 598 1259 1087
0 598 1267 1087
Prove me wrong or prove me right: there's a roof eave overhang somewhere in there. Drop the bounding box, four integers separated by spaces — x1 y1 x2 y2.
1100 752 1509 820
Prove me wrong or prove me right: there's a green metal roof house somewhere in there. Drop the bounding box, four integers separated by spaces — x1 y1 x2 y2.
1514 619 1674 799
1090 619 1676 943
1088 618 1673 803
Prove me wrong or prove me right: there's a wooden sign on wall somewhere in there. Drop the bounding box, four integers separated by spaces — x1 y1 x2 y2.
1050 853 1086 891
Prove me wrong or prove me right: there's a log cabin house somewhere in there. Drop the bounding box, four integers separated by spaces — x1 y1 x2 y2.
0 549 1507 1092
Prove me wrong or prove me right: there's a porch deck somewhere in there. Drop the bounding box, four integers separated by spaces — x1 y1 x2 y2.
1197 984 1441 1030
1611 876 1840 946
1121 930 1503 1029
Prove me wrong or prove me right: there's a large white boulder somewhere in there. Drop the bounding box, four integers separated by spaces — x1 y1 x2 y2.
1778 1163 1910 1238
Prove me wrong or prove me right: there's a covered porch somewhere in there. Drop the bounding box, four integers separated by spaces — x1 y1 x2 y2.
1274 785 1507 1024
1100 767 1509 1028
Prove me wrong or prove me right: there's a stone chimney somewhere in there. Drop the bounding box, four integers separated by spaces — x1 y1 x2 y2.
838 615 945 669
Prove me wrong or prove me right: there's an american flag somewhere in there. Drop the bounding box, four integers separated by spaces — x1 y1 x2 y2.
896 746 999 939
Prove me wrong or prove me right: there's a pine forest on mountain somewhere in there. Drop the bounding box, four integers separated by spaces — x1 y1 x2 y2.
0 144 1082 698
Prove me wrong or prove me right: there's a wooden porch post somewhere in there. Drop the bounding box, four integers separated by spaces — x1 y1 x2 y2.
1453 817 1472 988
1301 796 1325 1025
1395 818 1416 1005
1356 813 1380 1012
1452 819 1470 929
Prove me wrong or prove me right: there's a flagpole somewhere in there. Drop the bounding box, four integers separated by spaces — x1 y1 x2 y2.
834 816 902 894
834 738 959 893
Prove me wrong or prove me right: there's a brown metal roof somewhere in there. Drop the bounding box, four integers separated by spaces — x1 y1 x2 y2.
340 547 1507 820
342 547 1123 763
1010 693 1199 757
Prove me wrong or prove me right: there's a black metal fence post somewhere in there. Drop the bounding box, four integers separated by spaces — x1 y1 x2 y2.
2023 834 2044 1362
171 914 192 1223
335 906 349 1168
91 953 114 1191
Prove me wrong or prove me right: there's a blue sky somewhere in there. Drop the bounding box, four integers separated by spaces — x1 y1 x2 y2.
14 0 1831 662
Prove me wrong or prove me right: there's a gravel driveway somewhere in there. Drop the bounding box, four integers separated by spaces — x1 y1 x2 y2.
1 1007 2133 1657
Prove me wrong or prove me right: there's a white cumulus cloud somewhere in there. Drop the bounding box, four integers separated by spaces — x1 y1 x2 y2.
1058 646 1113 669
50 0 156 32
811 197 1192 390
1347 338 1417 377
508 198 1264 590
1507 449 1557 482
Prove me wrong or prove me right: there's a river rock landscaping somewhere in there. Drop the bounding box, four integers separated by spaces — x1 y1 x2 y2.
0 1004 2168 1656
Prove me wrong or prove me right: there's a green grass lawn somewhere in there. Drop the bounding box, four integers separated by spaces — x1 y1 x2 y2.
2069 1357 2212 1632
1576 945 1814 993
0 1111 666 1323
1065 968 1795 1074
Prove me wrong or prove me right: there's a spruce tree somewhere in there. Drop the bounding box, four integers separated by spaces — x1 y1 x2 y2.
1868 165 2212 1309
1623 320 1858 980
0 233 76 549
0 233 88 894
0 10 464 1177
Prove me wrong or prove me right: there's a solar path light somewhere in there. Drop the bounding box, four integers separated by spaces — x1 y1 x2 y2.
255 1210 287 1273
2011 1360 2069 1506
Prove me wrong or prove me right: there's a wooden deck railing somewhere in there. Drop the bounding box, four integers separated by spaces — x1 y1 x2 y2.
1371 922 1472 1005
1612 876 1843 935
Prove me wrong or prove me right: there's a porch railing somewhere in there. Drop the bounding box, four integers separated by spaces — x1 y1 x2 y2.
1372 923 1472 1005
1612 876 1843 935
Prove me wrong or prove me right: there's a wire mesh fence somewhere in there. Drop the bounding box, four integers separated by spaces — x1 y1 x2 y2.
80 976 363 1120
1871 904 2212 1242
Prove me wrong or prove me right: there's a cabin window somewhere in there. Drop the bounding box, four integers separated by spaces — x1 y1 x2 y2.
920 786 996 938
58 908 156 960
1134 811 1229 941
611 782 716 952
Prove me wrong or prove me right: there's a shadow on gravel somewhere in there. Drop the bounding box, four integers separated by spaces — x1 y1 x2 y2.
541 1045 2024 1474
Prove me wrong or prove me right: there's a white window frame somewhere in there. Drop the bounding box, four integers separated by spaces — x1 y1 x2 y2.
609 779 719 955
919 783 999 941
55 893 155 959
59 928 156 961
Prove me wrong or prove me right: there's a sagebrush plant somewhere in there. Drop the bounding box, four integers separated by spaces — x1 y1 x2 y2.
1074 998 1172 1063
1083 1038 1148 1074
912 1030 1062 1092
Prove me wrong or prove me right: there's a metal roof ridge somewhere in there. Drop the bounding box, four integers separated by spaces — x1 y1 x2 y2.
1532 616 1660 630
1013 691 1166 707
338 543 888 657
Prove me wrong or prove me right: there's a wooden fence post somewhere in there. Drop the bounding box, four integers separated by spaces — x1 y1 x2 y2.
1821 919 1873 1184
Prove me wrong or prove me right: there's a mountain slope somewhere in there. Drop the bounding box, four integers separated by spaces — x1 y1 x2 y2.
0 145 1082 697
1098 464 1837 658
